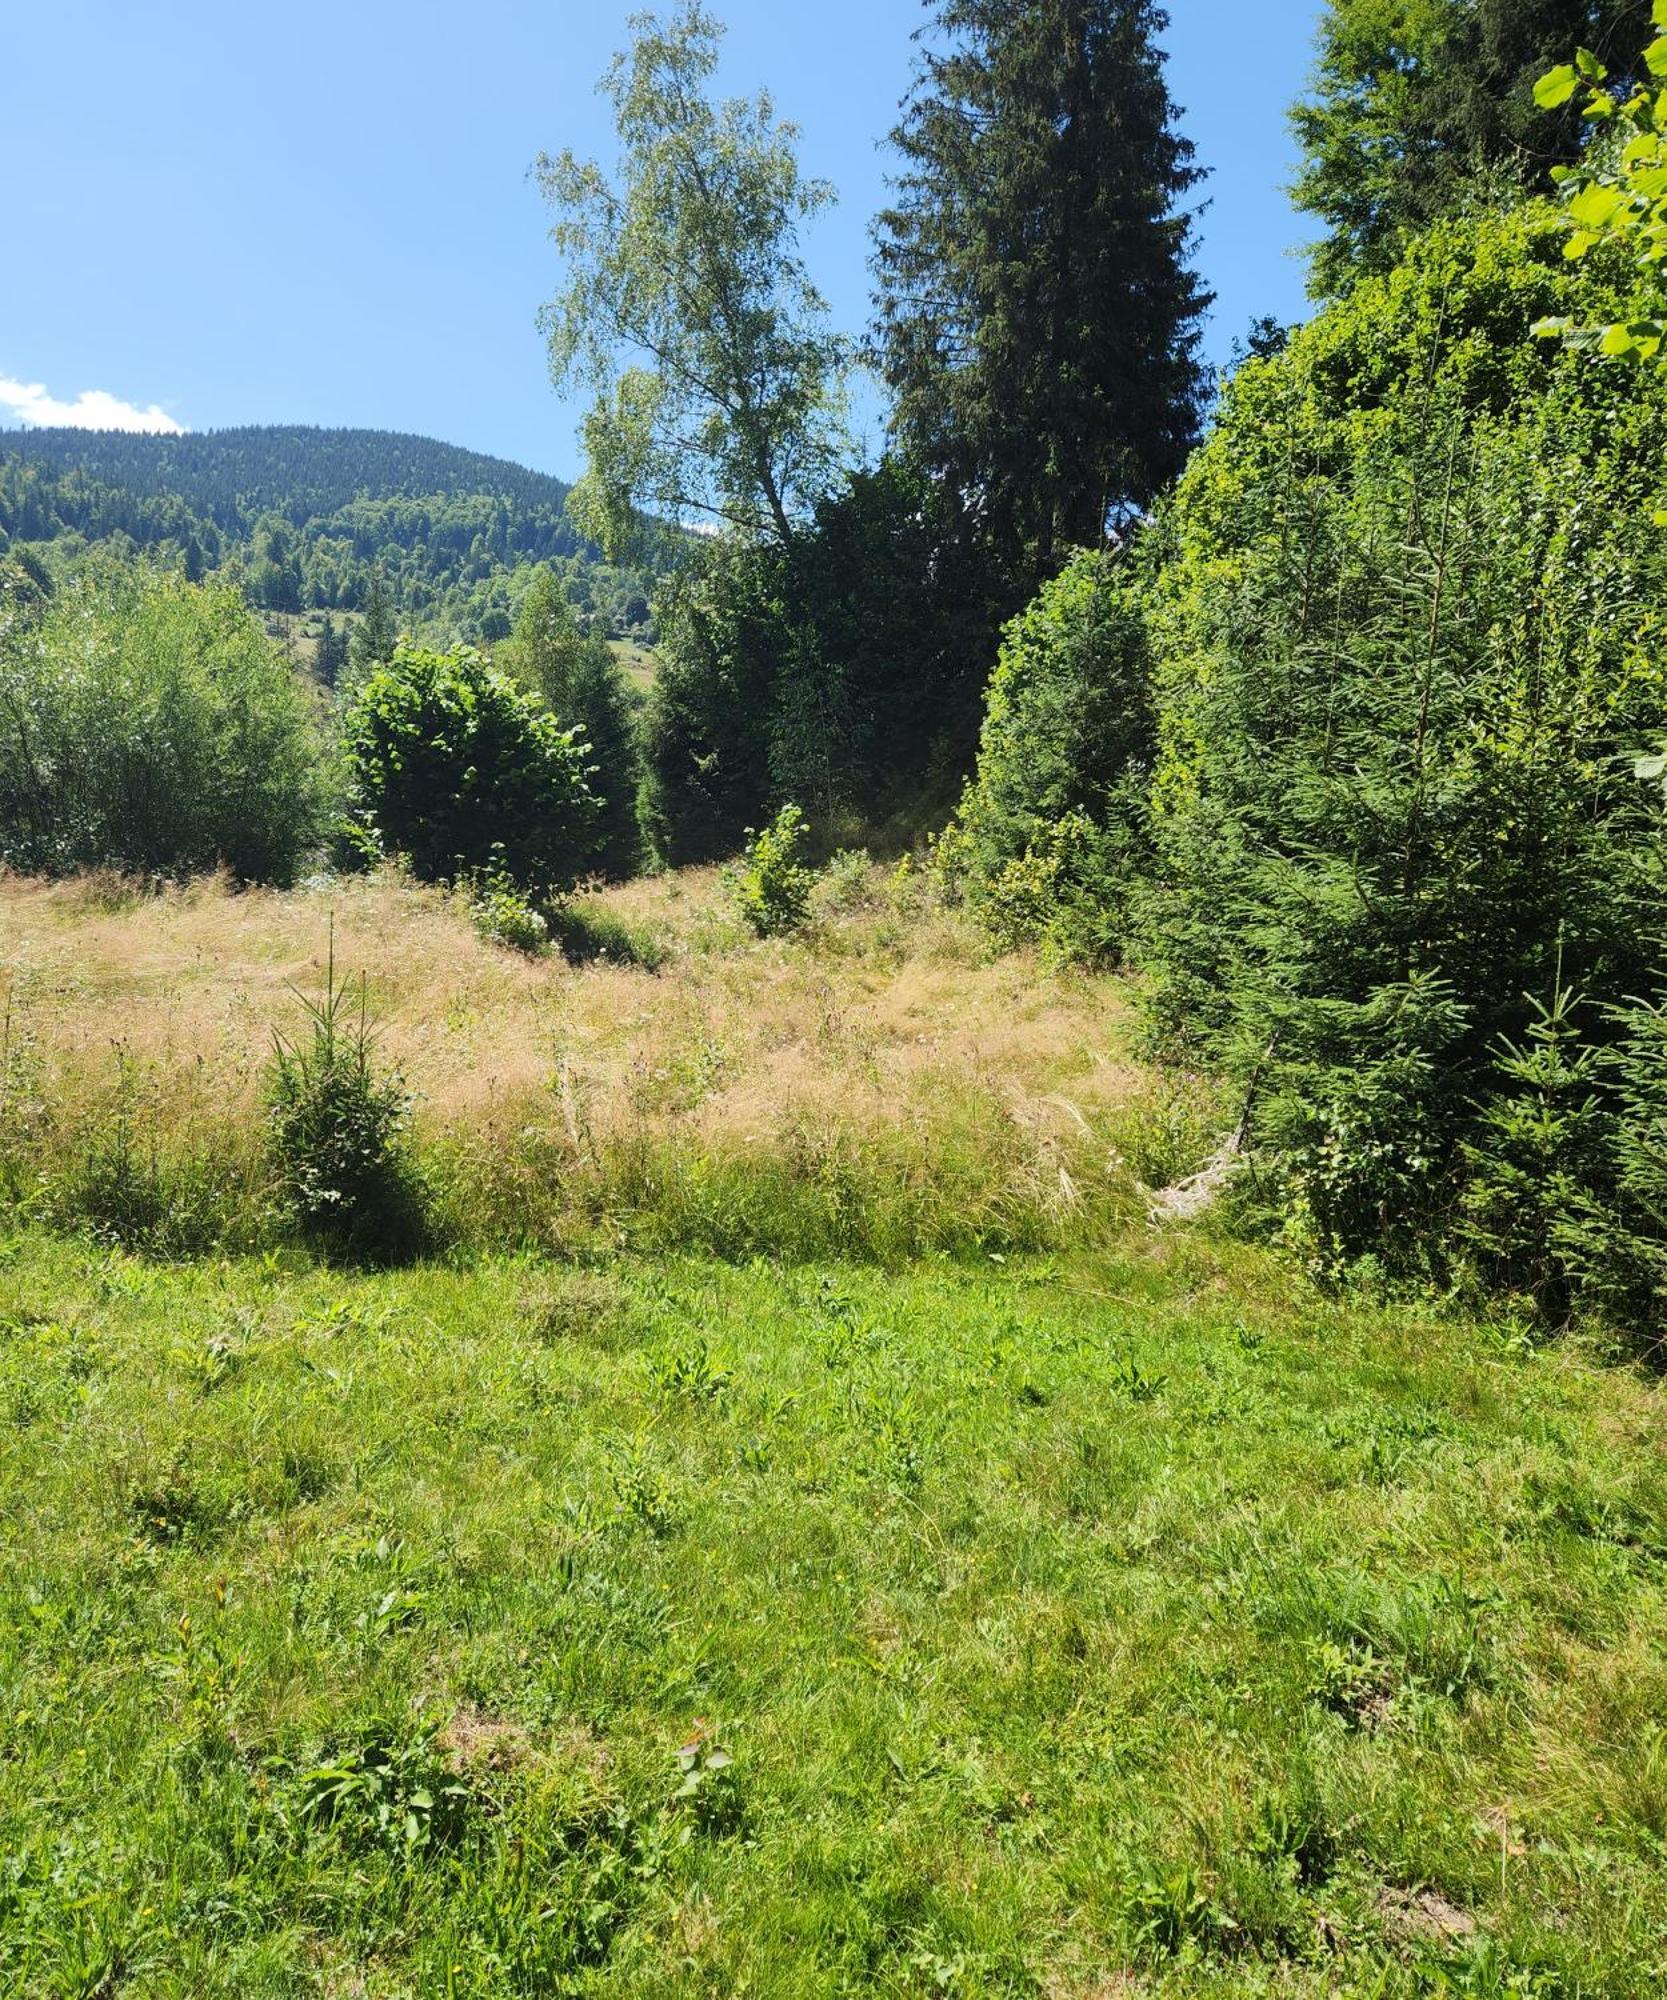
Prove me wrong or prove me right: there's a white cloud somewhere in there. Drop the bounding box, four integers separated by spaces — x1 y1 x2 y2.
0 376 185 435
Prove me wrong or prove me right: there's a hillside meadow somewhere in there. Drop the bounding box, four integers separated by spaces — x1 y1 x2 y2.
0 865 1664 1996
0 863 1191 1264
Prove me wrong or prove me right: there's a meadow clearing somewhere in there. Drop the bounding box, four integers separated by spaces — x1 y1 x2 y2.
0 865 1663 1997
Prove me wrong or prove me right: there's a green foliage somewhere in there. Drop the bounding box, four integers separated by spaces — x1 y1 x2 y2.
312 610 348 689
1291 0 1639 296
509 566 642 878
728 804 814 937
1139 217 1667 1299
469 876 551 956
44 1052 250 1258
1534 4 1667 374
874 0 1209 576
4 1233 1667 1990
544 899 670 971
0 567 321 882
343 641 597 891
942 547 1154 964
765 462 1009 824
297 1723 473 1855
1459 979 1613 1316
1591 987 1667 1316
0 424 627 639
641 463 1006 861
537 2 850 552
265 948 424 1262
639 539 778 866
953 203 1667 1326
351 570 396 676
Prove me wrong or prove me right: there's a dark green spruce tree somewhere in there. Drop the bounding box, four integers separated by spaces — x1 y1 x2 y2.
1292 0 1646 297
351 572 397 679
873 0 1210 584
510 567 641 879
313 612 348 689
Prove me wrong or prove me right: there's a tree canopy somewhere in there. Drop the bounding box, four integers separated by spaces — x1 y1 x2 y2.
1291 0 1646 296
872 0 1210 580
537 3 851 555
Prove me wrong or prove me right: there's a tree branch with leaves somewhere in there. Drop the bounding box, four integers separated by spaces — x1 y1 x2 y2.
1534 3 1667 365
536 4 851 558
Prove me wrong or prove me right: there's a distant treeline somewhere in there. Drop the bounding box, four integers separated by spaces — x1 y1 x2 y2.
0 425 660 640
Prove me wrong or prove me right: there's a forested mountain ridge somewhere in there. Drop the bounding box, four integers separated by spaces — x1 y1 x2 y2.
0 424 656 639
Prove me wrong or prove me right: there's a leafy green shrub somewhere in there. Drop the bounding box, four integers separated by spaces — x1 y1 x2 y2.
808 846 874 919
266 948 424 1261
470 873 551 956
0 569 321 882
343 641 596 892
728 804 814 938
968 810 1127 969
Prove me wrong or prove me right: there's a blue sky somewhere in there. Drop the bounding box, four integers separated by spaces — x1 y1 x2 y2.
3 0 1323 478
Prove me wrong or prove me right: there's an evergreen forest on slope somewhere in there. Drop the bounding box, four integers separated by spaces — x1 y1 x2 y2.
0 423 660 642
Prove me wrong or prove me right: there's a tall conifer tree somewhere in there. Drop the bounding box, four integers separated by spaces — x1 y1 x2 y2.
1292 0 1644 297
351 573 396 678
873 0 1210 580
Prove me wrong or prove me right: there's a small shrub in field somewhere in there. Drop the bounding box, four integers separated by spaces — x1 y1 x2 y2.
343 641 596 892
729 804 814 937
470 873 551 956
809 847 874 919
972 810 1126 968
266 945 423 1261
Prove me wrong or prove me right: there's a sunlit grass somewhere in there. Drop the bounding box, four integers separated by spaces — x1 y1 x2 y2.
0 862 1199 1259
1 1230 1664 1994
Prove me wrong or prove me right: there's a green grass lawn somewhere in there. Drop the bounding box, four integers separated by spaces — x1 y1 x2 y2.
2 1228 1664 1997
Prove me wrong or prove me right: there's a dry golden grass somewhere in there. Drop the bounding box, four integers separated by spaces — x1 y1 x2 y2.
0 862 1214 1256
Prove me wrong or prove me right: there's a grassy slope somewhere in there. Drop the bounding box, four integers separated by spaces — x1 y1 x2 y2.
1 870 1665 1995
3 1233 1665 1996
606 636 657 695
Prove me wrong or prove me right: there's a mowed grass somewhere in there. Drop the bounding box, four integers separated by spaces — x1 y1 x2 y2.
3 1228 1665 1996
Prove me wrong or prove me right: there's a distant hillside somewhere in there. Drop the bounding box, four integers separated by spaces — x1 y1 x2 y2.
0 424 580 523
0 424 657 643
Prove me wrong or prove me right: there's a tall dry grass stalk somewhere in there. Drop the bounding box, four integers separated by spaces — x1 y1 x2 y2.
0 863 1217 1258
